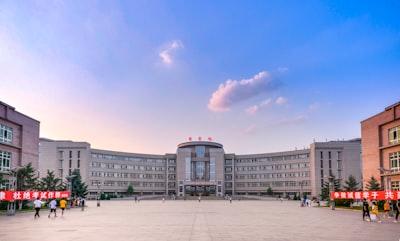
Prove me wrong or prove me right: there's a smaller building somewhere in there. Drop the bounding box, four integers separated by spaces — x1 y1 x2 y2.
361 101 400 191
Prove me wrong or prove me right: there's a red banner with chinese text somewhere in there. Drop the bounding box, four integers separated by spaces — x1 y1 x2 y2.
0 191 70 201
330 191 400 200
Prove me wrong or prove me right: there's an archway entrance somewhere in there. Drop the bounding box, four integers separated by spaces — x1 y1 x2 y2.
185 185 216 196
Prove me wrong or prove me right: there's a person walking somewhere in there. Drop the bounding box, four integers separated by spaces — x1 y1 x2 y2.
80 198 86 211
59 198 67 216
394 200 399 223
33 197 42 218
383 200 391 218
48 199 57 218
371 201 381 223
362 199 370 221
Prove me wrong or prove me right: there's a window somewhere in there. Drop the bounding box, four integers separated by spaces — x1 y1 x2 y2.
210 157 215 181
0 125 12 144
392 181 399 191
389 126 400 145
77 159 80 168
195 146 205 158
77 151 81 158
69 151 72 158
185 157 191 181
390 151 400 173
0 150 11 172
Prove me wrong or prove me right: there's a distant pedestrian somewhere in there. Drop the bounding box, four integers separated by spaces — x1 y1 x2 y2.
362 199 370 221
33 197 42 218
59 198 67 216
371 201 381 223
80 198 86 211
229 196 232 203
48 199 57 218
394 200 399 223
383 200 390 218
134 196 137 203
198 195 201 202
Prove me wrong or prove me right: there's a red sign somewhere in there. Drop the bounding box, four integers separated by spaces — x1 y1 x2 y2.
331 191 400 200
0 191 70 201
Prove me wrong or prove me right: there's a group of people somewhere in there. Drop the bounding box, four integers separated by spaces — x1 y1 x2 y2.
362 199 400 223
33 197 86 218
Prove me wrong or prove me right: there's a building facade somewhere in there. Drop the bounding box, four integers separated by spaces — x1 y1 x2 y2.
39 138 362 199
361 101 400 191
0 101 40 188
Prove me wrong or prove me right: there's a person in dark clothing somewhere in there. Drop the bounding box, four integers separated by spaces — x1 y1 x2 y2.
362 198 370 221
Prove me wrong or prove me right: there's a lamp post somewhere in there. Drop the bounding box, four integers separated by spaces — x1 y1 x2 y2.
328 175 335 210
7 166 22 216
96 182 101 207
379 167 393 216
66 175 77 209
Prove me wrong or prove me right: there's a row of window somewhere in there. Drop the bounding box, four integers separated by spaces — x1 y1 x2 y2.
320 151 342 160
235 172 310 179
234 154 310 163
235 181 310 188
60 150 81 159
91 153 165 163
90 162 165 171
90 181 165 187
235 163 309 172
90 172 164 179
0 150 11 172
0 125 12 144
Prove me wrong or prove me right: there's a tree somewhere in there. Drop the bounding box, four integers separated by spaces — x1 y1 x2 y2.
267 186 274 196
38 170 63 191
321 176 341 200
126 185 134 196
365 176 381 191
16 163 37 191
343 175 360 191
0 173 7 190
69 169 88 198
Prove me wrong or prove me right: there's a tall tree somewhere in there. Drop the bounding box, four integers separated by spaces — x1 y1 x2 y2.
0 173 7 190
365 176 381 191
343 175 360 191
321 176 341 200
68 169 88 198
38 170 63 191
126 185 134 196
15 163 37 191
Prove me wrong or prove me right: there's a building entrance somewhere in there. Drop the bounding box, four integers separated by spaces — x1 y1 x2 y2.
185 185 216 196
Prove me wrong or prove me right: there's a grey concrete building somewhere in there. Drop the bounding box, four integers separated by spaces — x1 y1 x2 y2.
39 138 362 199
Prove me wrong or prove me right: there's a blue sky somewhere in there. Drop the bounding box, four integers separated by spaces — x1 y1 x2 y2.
1 0 399 154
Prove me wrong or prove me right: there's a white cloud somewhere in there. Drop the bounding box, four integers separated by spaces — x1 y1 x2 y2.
159 40 183 64
309 102 320 111
241 124 257 136
245 105 259 115
277 67 289 72
275 97 288 105
208 71 282 112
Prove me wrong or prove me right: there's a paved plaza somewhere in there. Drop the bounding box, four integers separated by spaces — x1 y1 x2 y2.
0 199 399 241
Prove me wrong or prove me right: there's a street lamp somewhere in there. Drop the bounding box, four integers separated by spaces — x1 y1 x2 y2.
327 175 335 210
96 181 101 207
66 175 77 209
7 166 22 216
378 167 393 216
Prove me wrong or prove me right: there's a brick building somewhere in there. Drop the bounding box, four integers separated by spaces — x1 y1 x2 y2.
361 101 400 191
0 101 40 188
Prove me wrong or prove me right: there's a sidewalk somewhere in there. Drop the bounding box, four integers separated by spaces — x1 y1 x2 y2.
0 200 398 241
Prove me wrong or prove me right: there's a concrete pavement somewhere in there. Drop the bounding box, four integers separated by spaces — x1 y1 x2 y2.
0 200 399 241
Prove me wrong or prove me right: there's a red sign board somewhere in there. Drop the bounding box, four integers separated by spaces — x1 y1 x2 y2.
331 191 400 200
0 191 70 201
